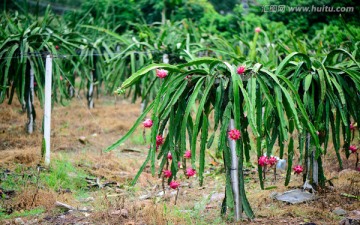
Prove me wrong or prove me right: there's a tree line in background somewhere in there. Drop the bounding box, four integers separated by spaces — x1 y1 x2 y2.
3 0 360 42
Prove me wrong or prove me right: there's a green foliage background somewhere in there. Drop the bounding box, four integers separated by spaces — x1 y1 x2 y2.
4 0 359 43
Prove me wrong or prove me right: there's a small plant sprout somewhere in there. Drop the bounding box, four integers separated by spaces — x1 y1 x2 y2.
156 69 168 78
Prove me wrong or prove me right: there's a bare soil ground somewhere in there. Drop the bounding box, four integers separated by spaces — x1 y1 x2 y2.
0 96 359 225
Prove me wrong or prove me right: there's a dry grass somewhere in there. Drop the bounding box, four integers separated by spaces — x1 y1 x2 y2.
335 169 360 196
0 96 142 168
245 165 360 224
3 187 55 213
90 195 168 225
0 147 40 167
74 151 145 183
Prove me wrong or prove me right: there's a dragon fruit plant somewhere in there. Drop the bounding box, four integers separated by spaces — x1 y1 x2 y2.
276 49 360 189
0 8 84 133
105 54 319 220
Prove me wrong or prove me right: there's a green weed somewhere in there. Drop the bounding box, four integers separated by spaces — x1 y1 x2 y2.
166 195 226 225
40 157 88 193
0 208 45 220
0 165 37 191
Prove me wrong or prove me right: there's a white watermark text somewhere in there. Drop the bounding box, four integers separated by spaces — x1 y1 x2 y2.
262 5 354 13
